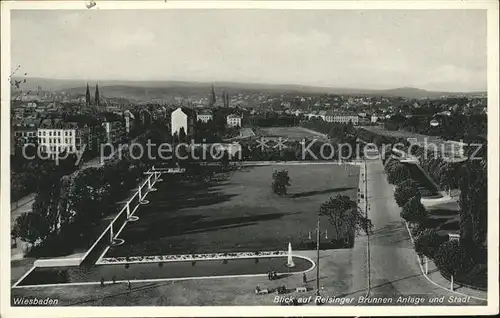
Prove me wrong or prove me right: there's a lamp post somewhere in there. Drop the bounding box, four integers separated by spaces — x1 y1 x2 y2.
316 213 320 296
364 158 371 292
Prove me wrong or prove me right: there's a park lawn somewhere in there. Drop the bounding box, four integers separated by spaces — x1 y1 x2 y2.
106 164 359 257
260 127 324 140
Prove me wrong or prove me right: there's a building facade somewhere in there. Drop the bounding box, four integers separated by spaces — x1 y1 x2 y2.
197 111 213 123
226 114 242 127
102 120 126 144
13 119 39 152
37 119 90 157
171 107 196 137
324 112 359 125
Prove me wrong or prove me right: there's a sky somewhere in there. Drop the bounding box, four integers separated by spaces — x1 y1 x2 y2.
11 9 487 92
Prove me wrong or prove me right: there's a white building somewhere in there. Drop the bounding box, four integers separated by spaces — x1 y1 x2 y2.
324 112 359 125
197 111 213 123
171 107 195 137
318 110 327 121
123 110 135 134
37 120 89 156
305 111 322 120
226 114 242 127
102 120 125 144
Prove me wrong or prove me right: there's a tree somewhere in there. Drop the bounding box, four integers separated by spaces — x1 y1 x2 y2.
436 163 457 191
178 127 187 143
459 159 487 248
386 162 410 185
66 168 112 226
221 149 230 169
271 169 291 196
400 195 428 225
434 240 475 277
172 132 179 144
13 212 49 245
394 182 419 207
319 195 373 244
414 229 447 259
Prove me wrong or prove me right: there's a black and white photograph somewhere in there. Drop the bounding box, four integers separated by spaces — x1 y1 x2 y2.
1 1 498 317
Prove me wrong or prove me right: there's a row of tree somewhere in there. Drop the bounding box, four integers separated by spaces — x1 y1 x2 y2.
11 131 158 256
381 141 487 290
247 113 299 127
11 153 80 203
384 111 486 141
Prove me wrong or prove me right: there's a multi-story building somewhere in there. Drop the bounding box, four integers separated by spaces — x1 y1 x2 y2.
37 119 91 157
13 118 40 152
171 107 196 137
226 114 242 127
197 110 213 123
123 110 135 134
324 111 359 125
102 120 126 144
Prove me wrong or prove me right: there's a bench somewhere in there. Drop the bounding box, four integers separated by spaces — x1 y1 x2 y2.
296 287 307 293
255 289 269 295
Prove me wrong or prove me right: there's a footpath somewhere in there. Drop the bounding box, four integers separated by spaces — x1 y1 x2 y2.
404 218 487 301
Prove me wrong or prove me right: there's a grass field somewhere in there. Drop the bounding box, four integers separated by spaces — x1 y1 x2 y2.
259 127 327 141
106 164 359 257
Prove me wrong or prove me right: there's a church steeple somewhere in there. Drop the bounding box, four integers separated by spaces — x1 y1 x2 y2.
95 83 100 107
85 83 91 106
209 83 216 107
221 90 226 107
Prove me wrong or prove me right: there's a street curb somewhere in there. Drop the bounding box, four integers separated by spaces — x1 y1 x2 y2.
12 255 316 289
403 221 487 302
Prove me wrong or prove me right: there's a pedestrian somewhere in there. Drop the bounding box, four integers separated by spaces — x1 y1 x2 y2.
127 280 131 291
100 277 105 288
112 276 116 284
302 272 307 284
267 271 271 280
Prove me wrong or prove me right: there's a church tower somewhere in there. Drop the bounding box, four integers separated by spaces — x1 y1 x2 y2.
85 83 91 106
95 83 100 107
209 84 216 107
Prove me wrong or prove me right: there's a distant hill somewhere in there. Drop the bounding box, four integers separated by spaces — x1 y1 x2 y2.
12 77 486 100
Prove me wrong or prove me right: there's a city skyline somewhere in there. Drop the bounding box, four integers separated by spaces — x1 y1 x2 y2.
11 10 487 92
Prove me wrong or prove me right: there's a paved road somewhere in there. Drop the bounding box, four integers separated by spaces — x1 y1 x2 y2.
363 158 485 305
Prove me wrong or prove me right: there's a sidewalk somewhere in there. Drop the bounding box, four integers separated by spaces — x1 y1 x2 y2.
11 193 36 260
10 192 36 216
404 222 487 301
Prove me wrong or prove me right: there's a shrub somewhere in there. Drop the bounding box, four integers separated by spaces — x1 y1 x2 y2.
401 196 428 225
411 223 427 238
394 183 419 207
434 240 475 277
460 264 487 290
386 162 410 185
414 229 447 259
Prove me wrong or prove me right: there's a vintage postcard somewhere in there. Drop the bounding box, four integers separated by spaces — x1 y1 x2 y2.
1 0 498 317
